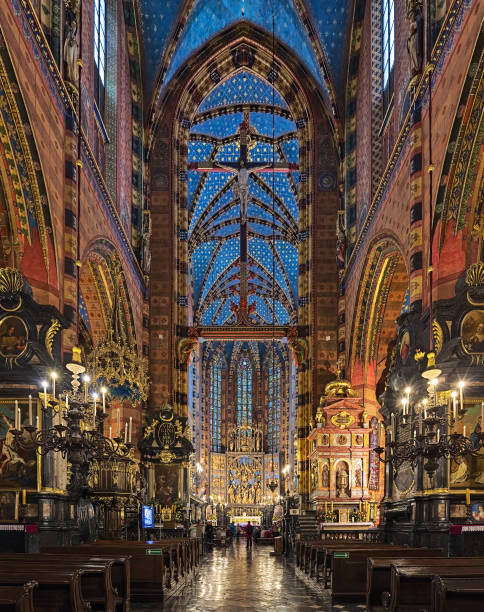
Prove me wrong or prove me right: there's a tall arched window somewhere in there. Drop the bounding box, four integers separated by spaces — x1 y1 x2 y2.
237 358 252 426
268 361 281 452
93 0 106 113
382 0 395 106
210 359 222 451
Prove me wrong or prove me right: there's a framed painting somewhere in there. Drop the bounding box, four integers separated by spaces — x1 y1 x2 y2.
449 400 484 489
154 464 180 506
0 491 18 522
0 398 40 491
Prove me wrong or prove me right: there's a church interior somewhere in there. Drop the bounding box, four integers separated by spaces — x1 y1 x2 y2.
0 0 484 609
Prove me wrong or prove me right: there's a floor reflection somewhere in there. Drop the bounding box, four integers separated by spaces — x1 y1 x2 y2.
133 539 366 611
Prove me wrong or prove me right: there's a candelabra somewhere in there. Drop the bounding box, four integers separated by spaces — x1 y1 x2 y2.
10 348 133 498
374 374 484 480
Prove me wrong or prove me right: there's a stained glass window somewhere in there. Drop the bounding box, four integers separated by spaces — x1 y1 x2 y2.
237 358 252 426
93 0 106 112
210 359 222 451
382 0 395 104
268 361 281 452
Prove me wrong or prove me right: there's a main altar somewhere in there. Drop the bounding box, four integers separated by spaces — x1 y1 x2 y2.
209 424 281 517
308 377 383 524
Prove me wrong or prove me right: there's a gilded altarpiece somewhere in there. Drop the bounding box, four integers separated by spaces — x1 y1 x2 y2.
308 392 383 523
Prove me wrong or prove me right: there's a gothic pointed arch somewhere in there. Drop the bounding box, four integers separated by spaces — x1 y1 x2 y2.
349 236 409 401
0 23 58 290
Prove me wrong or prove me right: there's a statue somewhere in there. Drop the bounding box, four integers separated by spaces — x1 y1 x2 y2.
322 463 329 488
63 16 79 84
336 463 350 497
336 212 346 270
406 0 424 78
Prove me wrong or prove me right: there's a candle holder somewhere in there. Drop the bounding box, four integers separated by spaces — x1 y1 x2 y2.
11 350 134 499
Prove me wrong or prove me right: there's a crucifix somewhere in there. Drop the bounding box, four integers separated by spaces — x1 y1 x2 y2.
190 110 298 324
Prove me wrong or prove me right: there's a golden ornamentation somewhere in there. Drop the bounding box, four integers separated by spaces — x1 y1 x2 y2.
45 319 62 359
0 267 23 296
87 263 149 401
414 348 425 361
465 262 484 287
159 450 176 463
324 378 357 398
330 411 355 429
432 321 444 356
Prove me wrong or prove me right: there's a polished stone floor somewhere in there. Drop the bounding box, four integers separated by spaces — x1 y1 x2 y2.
134 539 366 611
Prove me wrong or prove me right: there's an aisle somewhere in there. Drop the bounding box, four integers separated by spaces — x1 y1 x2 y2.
149 540 366 612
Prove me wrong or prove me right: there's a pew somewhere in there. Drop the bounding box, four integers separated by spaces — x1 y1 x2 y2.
0 582 36 612
331 546 441 601
431 576 484 612
39 549 131 611
310 542 399 586
367 556 449 612
0 568 87 612
389 562 484 612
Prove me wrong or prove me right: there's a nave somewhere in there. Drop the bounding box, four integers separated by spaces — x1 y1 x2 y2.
135 540 365 612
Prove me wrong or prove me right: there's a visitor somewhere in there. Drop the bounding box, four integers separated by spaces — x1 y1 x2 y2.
230 522 236 538
245 521 253 549
205 521 214 548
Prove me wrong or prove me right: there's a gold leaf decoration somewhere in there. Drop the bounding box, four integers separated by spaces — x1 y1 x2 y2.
432 320 444 356
465 262 484 287
0 267 23 295
45 318 62 359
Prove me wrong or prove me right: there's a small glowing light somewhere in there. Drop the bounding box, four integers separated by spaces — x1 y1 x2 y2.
404 387 411 395
100 386 107 394
41 380 47 388
50 371 57 379
82 374 91 383
92 392 99 400
430 378 439 386
451 391 457 398
458 380 465 389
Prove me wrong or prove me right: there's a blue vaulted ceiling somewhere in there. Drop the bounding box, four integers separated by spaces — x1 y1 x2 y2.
139 0 353 106
188 72 299 327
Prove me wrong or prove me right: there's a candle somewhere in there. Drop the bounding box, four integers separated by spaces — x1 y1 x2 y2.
359 501 362 511
109 425 112 439
481 402 484 428
452 392 457 420
83 375 90 401
65 394 69 409
466 488 471 506
463 425 467 437
22 490 26 505
437 429 440 443
331 501 333 512
42 381 48 409
50 372 56 399
391 413 395 442
101 387 106 413
117 408 120 437
459 381 465 414
124 422 128 444
15 401 19 429
93 402 97 428
129 416 132 443
325 501 328 512
93 393 98 416
35 416 39 429
419 408 423 435
28 395 32 426
17 406 21 430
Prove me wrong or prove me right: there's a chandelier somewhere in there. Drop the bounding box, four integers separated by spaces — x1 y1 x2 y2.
11 348 133 498
87 262 148 401
374 355 484 479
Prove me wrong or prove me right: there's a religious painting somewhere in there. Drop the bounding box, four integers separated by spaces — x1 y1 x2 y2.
399 331 410 364
154 464 179 506
0 491 18 521
0 317 28 359
0 400 38 490
321 461 329 488
449 401 484 489
461 310 484 354
450 504 468 519
471 504 484 522
227 455 263 505
368 417 380 491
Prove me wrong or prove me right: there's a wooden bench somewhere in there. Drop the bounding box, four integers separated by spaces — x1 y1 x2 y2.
39 549 131 611
431 576 484 612
310 542 399 585
319 543 406 589
331 546 440 601
389 562 484 612
366 556 448 612
0 582 37 612
0 567 87 612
